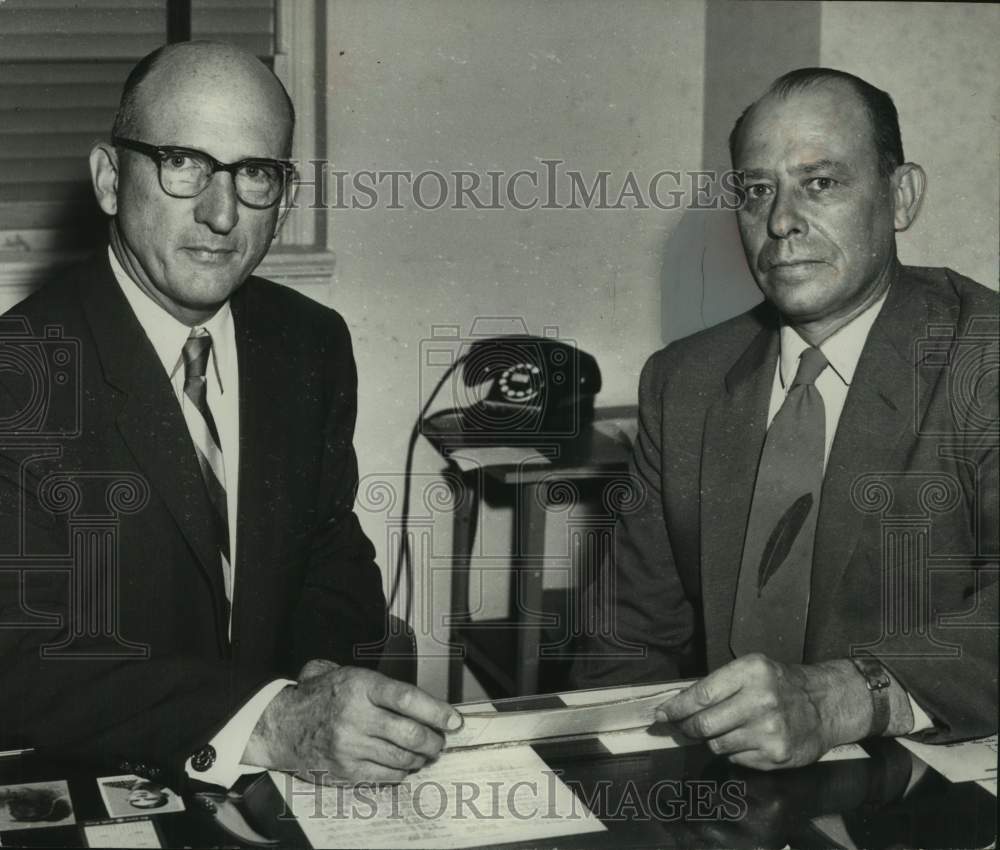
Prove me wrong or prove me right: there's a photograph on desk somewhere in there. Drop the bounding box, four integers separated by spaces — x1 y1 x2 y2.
0 780 75 832
0 0 997 849
96 775 185 819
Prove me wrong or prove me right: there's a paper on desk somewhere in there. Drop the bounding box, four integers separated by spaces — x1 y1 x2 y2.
446 687 682 750
447 445 552 473
599 726 868 760
599 725 695 754
897 734 997 783
83 820 161 848
977 778 997 796
592 417 638 447
0 748 33 759
818 743 869 762
273 745 605 849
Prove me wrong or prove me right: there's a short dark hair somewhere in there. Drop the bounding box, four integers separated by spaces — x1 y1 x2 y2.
728 67 904 178
110 42 296 153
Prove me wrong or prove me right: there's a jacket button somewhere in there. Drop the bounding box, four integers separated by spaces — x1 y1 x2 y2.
191 745 217 773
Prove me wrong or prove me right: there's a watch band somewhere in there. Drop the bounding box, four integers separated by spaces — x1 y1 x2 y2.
852 656 892 737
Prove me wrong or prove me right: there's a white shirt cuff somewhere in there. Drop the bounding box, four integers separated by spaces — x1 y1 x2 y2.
908 693 936 733
185 679 295 788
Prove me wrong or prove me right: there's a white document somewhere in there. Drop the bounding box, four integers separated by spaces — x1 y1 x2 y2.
599 728 868 759
977 778 997 797
897 734 997 783
818 743 869 762
448 446 551 473
447 687 682 750
84 820 161 848
0 748 33 759
274 745 605 849
599 726 695 754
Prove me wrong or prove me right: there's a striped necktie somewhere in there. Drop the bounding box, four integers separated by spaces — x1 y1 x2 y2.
181 329 232 607
730 345 828 663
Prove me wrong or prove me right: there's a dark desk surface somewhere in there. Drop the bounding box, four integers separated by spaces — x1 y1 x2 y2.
1 686 995 849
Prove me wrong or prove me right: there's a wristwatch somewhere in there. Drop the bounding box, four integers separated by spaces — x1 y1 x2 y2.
852 656 892 737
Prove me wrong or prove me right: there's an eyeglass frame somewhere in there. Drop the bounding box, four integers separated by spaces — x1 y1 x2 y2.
111 136 296 210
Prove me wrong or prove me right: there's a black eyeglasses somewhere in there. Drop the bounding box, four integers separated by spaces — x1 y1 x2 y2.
112 137 294 209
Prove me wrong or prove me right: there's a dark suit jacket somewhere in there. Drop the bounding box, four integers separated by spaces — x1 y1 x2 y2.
0 253 387 783
572 264 998 742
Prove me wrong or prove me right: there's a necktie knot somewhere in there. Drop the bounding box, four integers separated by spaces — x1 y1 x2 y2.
183 331 212 383
791 346 828 388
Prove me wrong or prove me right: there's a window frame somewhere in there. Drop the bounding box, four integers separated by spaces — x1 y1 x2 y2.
0 0 334 307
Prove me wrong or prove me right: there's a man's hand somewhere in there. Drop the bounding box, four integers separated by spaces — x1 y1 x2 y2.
242 660 463 785
654 654 879 770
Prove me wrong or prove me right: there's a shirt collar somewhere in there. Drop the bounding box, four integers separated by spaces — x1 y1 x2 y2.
778 288 890 389
108 246 232 392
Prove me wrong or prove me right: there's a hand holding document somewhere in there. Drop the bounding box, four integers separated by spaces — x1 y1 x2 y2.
274 683 688 848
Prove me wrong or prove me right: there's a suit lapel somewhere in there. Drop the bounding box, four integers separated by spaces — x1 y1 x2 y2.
700 312 779 669
79 255 229 628
229 281 286 638
806 269 932 644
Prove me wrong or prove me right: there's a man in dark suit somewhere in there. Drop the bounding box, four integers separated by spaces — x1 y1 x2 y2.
0 41 460 789
572 68 997 769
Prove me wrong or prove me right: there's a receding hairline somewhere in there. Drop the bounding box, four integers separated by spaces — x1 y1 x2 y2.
728 68 904 178
731 78 865 159
112 41 295 155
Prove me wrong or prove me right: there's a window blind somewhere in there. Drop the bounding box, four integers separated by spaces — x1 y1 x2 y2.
0 0 275 245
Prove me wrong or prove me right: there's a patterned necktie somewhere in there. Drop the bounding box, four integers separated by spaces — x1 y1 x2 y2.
730 345 828 663
181 329 232 607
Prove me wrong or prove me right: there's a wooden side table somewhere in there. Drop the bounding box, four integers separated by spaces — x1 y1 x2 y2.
423 411 637 700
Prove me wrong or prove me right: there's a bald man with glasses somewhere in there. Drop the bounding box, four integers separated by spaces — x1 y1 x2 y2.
0 41 460 791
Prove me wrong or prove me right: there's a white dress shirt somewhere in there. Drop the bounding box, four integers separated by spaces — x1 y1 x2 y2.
767 288 934 733
109 248 291 787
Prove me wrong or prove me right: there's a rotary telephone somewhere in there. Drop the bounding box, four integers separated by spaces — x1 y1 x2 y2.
421 334 602 446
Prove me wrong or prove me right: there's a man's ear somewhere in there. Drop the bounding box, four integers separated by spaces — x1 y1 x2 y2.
891 162 926 232
90 143 120 216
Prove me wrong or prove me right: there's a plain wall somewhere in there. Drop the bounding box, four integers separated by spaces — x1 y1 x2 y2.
320 0 999 698
819 1 999 285
323 0 706 696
